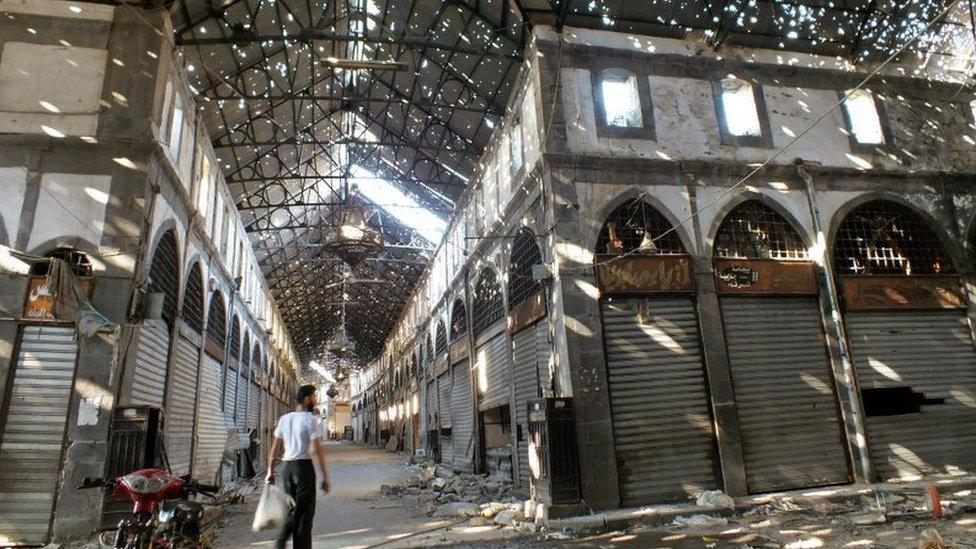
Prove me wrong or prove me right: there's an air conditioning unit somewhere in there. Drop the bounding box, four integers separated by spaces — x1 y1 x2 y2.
527 398 580 506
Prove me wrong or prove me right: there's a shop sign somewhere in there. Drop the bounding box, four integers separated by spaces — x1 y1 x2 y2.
23 275 94 320
841 275 966 310
595 255 694 294
714 259 818 295
507 292 547 334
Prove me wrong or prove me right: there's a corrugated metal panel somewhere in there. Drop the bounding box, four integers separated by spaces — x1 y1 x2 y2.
0 326 77 546
438 373 453 466
847 310 976 481
225 370 238 424
130 319 170 406
452 362 474 473
248 381 260 430
478 333 512 411
167 336 199 476
721 296 849 493
601 297 718 506
535 321 552 396
194 353 226 484
513 325 540 489
236 373 248 430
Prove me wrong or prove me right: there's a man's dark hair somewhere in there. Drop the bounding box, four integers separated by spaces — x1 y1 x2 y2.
295 384 316 405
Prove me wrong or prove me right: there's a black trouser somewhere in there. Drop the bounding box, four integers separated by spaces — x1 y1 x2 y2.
276 459 316 549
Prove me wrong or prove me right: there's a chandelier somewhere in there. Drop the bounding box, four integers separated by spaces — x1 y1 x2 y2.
321 203 383 267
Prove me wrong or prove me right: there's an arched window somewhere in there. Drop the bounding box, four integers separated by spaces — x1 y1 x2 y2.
242 332 251 377
472 269 504 337
205 291 226 351
148 230 180 326
596 198 685 256
252 345 262 375
450 299 467 342
508 228 543 309
435 319 447 356
183 262 205 334
229 316 241 364
834 200 952 275
714 201 807 260
425 330 435 364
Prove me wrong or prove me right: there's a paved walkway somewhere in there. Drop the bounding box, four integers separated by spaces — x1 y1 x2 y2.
214 443 453 549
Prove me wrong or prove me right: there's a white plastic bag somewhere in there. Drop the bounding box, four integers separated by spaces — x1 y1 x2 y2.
252 484 294 532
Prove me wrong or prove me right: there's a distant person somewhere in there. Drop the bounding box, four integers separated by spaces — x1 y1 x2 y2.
266 385 331 549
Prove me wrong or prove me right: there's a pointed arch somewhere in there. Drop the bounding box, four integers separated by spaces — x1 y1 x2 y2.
182 262 205 333
595 197 686 256
472 268 504 337
713 200 808 260
147 229 180 327
508 228 543 310
450 298 467 342
435 318 448 357
833 199 954 275
205 290 226 351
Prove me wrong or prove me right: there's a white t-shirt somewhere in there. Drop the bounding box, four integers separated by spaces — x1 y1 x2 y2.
274 411 321 461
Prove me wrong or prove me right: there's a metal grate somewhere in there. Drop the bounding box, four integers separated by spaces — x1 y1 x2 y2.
472 269 505 337
425 332 434 365
252 346 262 375
183 262 205 334
596 199 685 255
833 200 952 275
229 316 241 369
450 299 467 342
436 319 448 356
148 230 180 326
242 332 251 377
206 291 226 350
714 201 808 260
508 228 543 309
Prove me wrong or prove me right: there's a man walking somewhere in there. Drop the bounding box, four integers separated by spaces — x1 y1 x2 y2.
267 385 331 549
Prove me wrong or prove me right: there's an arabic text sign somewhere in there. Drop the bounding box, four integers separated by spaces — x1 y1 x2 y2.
841 275 966 310
714 259 818 295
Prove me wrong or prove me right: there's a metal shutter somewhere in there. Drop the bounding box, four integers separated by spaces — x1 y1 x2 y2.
248 381 260 430
721 296 849 493
513 325 539 488
426 379 437 452
130 319 170 406
0 326 77 545
847 310 976 481
451 362 474 472
236 373 248 430
478 333 512 411
601 297 718 506
438 372 453 466
535 321 552 395
167 336 199 476
194 353 226 484
224 370 238 423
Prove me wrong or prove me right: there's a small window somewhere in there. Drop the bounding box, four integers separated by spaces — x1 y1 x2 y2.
719 78 762 137
600 68 642 128
510 122 523 174
842 89 885 145
168 92 184 160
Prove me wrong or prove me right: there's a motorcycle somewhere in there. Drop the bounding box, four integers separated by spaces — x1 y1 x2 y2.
80 469 219 548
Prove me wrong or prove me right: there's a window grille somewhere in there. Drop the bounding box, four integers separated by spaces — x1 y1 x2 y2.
148 230 180 326
425 331 434 364
450 299 467 341
229 317 241 368
833 200 952 275
714 201 808 260
473 269 505 336
206 291 226 350
508 228 543 309
252 346 262 375
183 262 205 334
436 320 448 356
241 333 251 377
596 199 685 255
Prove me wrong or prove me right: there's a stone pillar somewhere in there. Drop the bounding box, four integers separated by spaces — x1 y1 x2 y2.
684 178 748 497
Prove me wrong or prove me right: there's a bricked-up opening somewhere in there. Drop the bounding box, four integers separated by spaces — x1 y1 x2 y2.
842 89 886 145
472 269 505 337
597 198 685 256
599 68 643 128
183 262 205 334
436 319 448 357
206 291 226 351
508 228 543 310
450 299 467 342
148 230 180 327
714 201 808 260
833 200 953 275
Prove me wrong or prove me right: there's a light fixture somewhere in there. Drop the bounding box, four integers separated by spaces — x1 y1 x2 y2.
321 203 383 267
323 57 409 71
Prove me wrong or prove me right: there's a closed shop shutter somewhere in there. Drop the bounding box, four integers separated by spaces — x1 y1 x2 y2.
225 369 238 423
426 380 438 426
722 296 849 493
452 362 474 472
535 321 551 395
236 373 248 430
167 336 199 476
0 326 77 545
438 372 453 467
512 325 540 488
602 298 718 506
847 310 976 481
130 319 170 406
478 332 511 411
248 381 260 430
194 353 227 484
